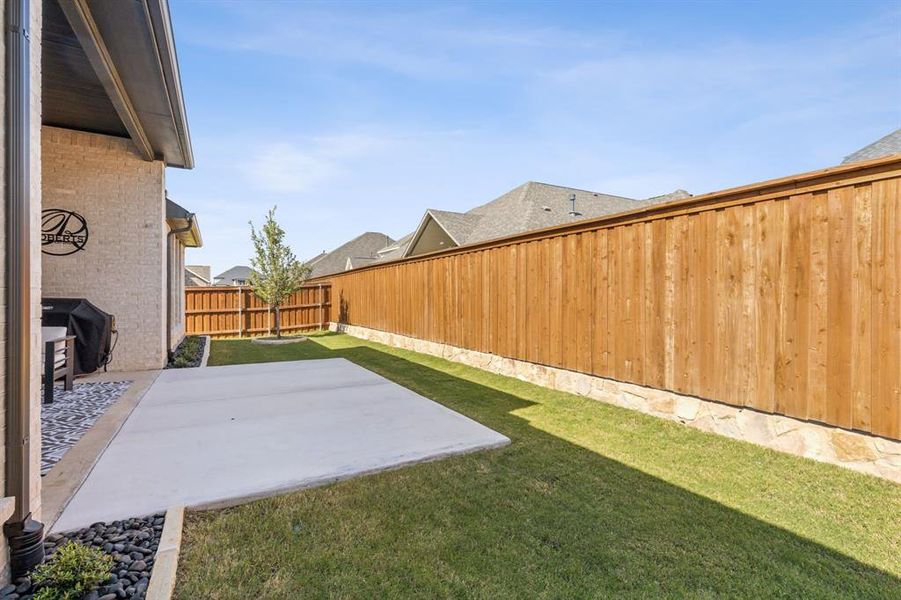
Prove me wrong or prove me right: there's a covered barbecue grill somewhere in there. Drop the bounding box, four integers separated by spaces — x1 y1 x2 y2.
41 298 116 375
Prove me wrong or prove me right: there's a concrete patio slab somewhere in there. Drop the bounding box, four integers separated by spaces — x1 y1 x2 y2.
53 359 509 531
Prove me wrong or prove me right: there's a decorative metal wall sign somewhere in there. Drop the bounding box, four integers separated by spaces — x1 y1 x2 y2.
41 209 89 255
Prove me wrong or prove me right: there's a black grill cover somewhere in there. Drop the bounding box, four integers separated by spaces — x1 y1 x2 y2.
41 298 113 375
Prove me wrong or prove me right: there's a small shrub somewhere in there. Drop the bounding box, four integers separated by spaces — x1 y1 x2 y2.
31 541 112 600
169 336 202 368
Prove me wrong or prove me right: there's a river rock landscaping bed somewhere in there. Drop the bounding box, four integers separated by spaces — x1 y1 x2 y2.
0 513 165 600
166 335 206 368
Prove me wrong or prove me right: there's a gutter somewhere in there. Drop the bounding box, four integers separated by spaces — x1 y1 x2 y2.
166 212 195 360
4 0 45 577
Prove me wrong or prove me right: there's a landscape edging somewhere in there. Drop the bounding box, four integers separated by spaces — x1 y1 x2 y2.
145 505 185 600
199 336 211 367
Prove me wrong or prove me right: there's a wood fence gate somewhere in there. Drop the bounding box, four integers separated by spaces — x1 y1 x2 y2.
184 284 331 338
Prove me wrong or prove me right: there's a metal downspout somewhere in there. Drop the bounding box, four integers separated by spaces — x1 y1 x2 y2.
166 212 194 361
4 0 45 577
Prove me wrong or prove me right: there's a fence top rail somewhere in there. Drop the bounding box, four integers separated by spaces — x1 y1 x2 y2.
309 153 901 284
186 284 327 291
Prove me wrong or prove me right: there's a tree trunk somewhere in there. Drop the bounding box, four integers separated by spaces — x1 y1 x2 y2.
274 305 281 339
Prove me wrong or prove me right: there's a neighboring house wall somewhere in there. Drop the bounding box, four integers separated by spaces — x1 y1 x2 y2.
42 126 167 371
0 0 44 580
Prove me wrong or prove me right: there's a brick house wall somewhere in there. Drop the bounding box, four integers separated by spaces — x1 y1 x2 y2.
41 126 167 372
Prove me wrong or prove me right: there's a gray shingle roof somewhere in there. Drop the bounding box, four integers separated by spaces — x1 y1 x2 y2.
842 128 901 164
306 232 395 279
333 181 688 271
457 182 644 247
214 265 256 285
374 231 414 261
645 189 692 204
345 256 380 270
185 265 211 286
426 210 482 244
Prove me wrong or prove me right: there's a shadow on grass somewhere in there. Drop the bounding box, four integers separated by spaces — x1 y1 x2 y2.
183 336 901 598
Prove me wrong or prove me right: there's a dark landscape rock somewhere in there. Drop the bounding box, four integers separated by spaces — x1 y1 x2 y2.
13 512 165 600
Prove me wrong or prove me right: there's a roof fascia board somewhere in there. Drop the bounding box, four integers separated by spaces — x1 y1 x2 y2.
58 0 155 161
142 0 194 169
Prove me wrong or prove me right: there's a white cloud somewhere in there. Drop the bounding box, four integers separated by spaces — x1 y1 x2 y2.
241 133 392 194
243 143 337 193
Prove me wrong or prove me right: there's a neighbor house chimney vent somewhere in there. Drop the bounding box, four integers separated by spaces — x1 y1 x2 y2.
569 193 580 216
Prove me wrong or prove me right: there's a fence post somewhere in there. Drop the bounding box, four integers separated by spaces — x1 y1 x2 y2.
237 287 243 338
318 284 324 330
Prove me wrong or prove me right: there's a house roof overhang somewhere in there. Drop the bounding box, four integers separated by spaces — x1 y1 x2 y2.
166 198 202 247
43 0 194 168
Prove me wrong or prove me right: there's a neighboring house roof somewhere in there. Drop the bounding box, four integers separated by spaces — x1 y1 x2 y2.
185 265 211 286
375 232 414 262
427 209 482 244
166 198 202 247
345 256 381 270
842 128 901 164
319 181 689 273
645 189 692 204
214 265 256 285
306 232 395 279
403 182 646 257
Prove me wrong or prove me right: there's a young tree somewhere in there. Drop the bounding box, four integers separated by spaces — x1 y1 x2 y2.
248 206 310 338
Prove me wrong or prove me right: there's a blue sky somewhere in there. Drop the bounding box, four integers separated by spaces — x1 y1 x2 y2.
166 0 901 277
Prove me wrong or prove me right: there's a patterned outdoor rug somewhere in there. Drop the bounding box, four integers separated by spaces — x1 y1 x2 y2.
41 380 131 475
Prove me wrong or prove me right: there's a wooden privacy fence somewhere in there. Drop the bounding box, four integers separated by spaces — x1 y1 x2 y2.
185 284 331 338
323 156 901 440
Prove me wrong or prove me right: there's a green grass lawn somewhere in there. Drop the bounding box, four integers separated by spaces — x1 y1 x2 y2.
175 332 901 599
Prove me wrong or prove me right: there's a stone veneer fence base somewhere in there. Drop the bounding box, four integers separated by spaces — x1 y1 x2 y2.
331 323 901 484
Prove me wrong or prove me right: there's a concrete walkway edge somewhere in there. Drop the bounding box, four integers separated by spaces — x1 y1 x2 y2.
199 336 211 367
190 436 510 513
146 505 185 600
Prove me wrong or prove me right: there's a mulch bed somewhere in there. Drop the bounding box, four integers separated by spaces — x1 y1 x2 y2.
1 513 165 600
165 335 206 369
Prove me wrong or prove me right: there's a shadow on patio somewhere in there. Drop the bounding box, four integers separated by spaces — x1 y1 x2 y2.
175 334 901 598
